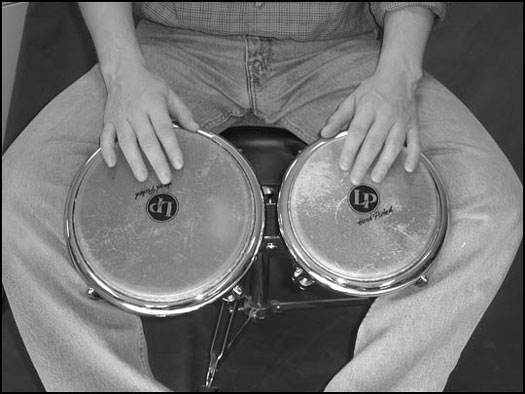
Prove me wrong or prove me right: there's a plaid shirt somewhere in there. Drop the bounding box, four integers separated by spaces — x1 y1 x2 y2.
133 2 447 41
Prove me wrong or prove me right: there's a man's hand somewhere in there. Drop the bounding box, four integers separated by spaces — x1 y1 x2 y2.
101 62 198 184
320 68 421 185
320 6 435 185
79 2 198 184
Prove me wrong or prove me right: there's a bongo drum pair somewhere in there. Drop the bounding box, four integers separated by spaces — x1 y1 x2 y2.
65 126 448 317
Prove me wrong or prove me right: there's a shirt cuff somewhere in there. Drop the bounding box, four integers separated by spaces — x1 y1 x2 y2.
369 2 447 27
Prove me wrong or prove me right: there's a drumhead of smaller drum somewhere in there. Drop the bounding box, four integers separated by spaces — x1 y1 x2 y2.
65 127 264 316
278 132 448 296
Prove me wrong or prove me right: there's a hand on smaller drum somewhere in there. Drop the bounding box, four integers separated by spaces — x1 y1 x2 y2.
100 62 199 184
320 70 421 185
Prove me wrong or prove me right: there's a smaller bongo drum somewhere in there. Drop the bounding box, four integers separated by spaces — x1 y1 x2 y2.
278 131 448 297
65 127 264 316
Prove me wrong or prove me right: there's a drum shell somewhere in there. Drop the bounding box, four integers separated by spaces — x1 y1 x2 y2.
64 127 265 316
278 132 449 297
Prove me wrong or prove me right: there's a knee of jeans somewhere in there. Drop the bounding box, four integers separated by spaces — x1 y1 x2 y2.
495 170 523 231
470 170 522 292
473 167 524 264
2 151 41 223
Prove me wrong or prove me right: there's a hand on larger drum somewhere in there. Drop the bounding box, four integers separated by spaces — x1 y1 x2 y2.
320 69 421 185
100 62 199 184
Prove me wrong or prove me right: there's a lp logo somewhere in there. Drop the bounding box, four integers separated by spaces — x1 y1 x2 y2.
146 194 179 222
348 185 379 214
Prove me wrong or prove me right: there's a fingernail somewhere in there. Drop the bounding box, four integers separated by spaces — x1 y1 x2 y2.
351 174 361 185
174 158 183 170
138 171 148 182
339 160 349 172
371 172 382 183
160 172 171 184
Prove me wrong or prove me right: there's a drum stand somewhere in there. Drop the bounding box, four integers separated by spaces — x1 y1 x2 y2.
201 186 373 391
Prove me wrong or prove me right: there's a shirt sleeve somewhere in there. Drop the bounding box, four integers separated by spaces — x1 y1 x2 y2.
369 2 448 27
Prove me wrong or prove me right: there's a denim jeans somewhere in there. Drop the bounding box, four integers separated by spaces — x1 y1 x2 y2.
2 20 523 392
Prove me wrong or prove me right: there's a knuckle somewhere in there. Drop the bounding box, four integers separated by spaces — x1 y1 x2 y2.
121 150 143 171
353 162 368 176
117 133 134 148
341 140 359 158
380 159 391 170
400 112 411 124
100 137 111 149
380 104 395 118
100 125 110 136
355 152 373 168
349 123 368 135
148 94 167 108
387 132 406 148
381 152 396 168
99 129 110 142
409 125 420 136
360 98 376 111
366 137 384 151
140 138 158 152
156 124 175 138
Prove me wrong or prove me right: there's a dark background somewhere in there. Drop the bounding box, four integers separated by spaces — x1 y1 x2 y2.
2 2 523 392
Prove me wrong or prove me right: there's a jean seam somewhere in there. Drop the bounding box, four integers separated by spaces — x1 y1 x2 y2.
137 321 152 376
201 109 249 131
276 116 318 144
352 298 377 354
200 112 231 130
243 36 258 115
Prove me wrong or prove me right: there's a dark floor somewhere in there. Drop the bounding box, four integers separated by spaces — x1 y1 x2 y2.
2 2 523 392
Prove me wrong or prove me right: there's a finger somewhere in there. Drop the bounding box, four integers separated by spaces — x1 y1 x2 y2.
339 108 374 172
405 126 421 172
166 89 199 132
371 122 406 183
321 93 356 138
100 122 117 167
133 116 172 185
349 116 392 185
150 108 184 170
117 121 149 182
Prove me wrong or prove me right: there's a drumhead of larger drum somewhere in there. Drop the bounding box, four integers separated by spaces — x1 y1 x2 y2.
65 127 264 316
278 132 448 296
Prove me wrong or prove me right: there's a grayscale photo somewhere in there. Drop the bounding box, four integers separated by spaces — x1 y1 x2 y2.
2 2 523 392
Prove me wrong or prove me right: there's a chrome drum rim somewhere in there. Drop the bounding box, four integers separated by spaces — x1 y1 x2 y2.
65 126 264 316
278 132 448 297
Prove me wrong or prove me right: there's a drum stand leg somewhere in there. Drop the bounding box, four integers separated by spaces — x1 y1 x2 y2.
202 251 372 391
201 251 271 391
201 186 373 390
245 250 272 319
202 299 249 392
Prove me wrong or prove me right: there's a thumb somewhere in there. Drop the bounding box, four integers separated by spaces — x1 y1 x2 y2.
166 89 199 131
320 93 356 138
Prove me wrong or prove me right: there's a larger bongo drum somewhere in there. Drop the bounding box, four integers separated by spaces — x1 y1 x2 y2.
278 132 448 296
65 127 264 316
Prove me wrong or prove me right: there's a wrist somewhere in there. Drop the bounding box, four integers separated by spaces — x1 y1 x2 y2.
376 52 423 83
100 52 147 86
375 55 423 85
